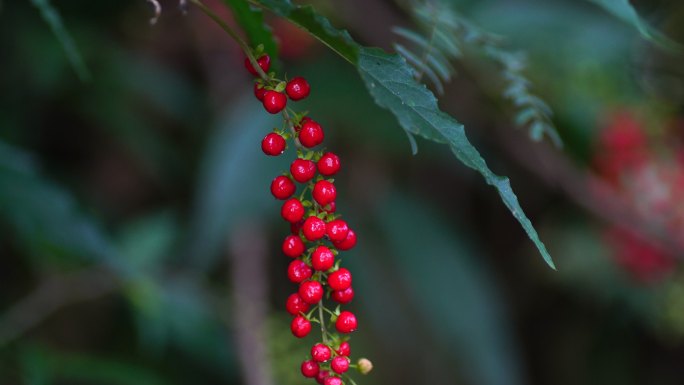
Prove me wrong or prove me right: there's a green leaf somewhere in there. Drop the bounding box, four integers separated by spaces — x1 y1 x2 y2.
222 0 279 59
29 0 90 81
586 0 682 52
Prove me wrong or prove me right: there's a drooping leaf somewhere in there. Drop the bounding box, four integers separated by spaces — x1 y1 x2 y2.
222 0 279 60
29 0 90 81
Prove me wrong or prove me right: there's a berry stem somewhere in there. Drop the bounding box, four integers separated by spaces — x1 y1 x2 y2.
282 109 305 150
318 299 330 345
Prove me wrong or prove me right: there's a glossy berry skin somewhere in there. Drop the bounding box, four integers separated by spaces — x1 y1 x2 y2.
244 54 270 76
311 246 335 271
287 260 313 283
291 315 312 338
285 293 310 315
311 343 331 362
315 370 330 385
326 219 349 242
286 77 311 101
328 268 352 291
262 91 287 114
331 356 349 374
335 311 357 334
299 280 324 304
324 377 343 385
261 133 286 156
331 287 354 304
302 216 326 241
333 229 357 251
336 341 351 357
270 175 296 200
290 159 316 183
254 83 267 101
281 198 305 223
317 152 341 176
301 360 320 378
299 120 324 148
282 235 305 258
312 180 337 206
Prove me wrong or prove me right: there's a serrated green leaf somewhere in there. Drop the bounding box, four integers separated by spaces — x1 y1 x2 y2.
392 26 432 50
393 43 445 94
29 0 90 81
223 0 279 61
586 0 682 52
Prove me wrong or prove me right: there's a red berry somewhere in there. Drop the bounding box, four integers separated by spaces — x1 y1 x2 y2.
316 370 330 385
270 175 296 199
286 77 311 101
336 341 351 356
281 198 305 223
333 229 357 251
290 158 316 183
299 280 324 304
326 219 349 242
262 91 287 114
324 377 343 385
317 152 340 176
311 245 335 271
301 360 320 378
285 293 310 315
303 216 326 241
328 268 352 291
287 260 313 283
244 55 270 76
335 311 357 333
324 201 336 213
291 315 312 338
299 120 324 148
331 287 354 304
282 235 305 258
311 343 331 362
290 220 303 234
331 356 349 374
261 133 286 156
312 180 336 206
254 83 267 101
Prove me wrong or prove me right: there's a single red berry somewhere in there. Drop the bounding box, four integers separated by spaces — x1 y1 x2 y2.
324 201 336 213
254 83 267 101
328 268 352 291
316 370 330 385
262 91 287 114
282 234 305 258
336 341 351 357
290 220 303 234
333 229 357 251
281 198 305 223
311 245 335 271
244 54 271 76
311 343 331 362
290 158 316 183
285 293 310 315
317 152 341 176
286 77 311 101
287 260 313 283
261 133 286 156
326 219 349 242
303 216 326 241
291 315 312 338
313 180 337 206
301 360 320 378
331 356 349 374
299 280 324 304
270 175 296 200
324 376 343 385
299 120 324 148
331 287 354 304
335 311 357 333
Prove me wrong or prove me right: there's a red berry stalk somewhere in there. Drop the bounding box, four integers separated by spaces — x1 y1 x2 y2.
245 46 372 384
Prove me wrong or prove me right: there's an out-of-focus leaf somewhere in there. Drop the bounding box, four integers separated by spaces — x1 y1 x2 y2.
375 192 525 385
586 0 682 52
185 97 281 270
222 0 279 61
29 0 90 81
117 212 179 271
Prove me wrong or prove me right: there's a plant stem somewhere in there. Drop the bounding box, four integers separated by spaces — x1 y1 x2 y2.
318 299 330 345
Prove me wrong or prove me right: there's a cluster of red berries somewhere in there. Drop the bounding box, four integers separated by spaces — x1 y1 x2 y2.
246 51 371 384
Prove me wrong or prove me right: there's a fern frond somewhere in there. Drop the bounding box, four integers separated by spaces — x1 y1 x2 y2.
393 0 562 147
